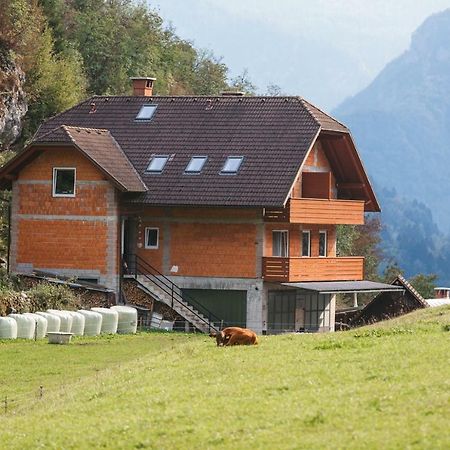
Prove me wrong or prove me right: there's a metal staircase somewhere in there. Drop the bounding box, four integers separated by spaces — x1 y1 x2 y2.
123 254 222 334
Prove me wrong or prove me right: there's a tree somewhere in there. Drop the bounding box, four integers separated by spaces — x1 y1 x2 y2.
381 261 405 283
408 273 437 299
337 215 382 281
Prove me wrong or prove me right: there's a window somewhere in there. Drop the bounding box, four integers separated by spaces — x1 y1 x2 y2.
185 156 207 174
146 155 169 173
272 230 289 257
53 168 76 197
221 156 244 174
145 227 159 249
136 104 157 121
319 230 327 257
301 230 311 257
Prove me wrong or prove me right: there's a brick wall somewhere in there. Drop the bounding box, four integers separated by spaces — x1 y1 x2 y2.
11 146 120 292
131 207 261 278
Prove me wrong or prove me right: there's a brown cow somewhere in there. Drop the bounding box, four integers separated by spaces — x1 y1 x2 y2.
210 326 258 346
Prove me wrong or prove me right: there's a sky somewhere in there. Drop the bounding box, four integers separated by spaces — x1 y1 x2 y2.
151 0 450 110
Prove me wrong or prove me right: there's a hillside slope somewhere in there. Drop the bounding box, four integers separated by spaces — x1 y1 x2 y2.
1 308 450 449
335 9 450 230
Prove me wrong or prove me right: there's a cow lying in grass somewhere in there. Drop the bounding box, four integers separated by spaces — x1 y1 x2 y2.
210 326 258 346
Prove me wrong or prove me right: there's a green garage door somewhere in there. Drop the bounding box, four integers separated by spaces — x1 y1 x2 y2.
182 289 247 327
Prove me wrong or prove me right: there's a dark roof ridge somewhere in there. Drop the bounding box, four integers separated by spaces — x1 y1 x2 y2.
34 124 74 143
90 94 306 101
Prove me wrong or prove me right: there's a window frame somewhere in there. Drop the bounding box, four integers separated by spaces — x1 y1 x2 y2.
144 227 159 249
319 230 328 257
184 156 208 174
135 104 158 121
146 155 169 174
52 167 76 198
220 156 244 175
272 230 289 257
301 230 311 257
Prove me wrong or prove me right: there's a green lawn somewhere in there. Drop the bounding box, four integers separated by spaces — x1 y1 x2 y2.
1 307 450 449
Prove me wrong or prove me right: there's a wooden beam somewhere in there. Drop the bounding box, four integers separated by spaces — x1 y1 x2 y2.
337 182 366 190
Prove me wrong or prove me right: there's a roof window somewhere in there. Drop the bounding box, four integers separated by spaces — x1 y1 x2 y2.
185 156 208 174
146 155 169 173
136 104 157 121
221 156 244 174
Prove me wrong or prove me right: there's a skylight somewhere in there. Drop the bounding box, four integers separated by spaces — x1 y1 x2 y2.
221 156 244 174
136 104 157 121
185 156 207 174
146 155 169 173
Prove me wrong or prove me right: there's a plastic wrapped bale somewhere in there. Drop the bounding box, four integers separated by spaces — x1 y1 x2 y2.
91 308 118 334
35 312 61 333
8 314 36 339
111 306 138 334
23 313 48 339
0 317 18 339
47 310 73 333
77 310 102 336
66 311 85 336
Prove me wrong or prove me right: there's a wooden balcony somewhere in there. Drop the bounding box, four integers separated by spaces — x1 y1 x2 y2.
264 198 365 225
262 256 364 282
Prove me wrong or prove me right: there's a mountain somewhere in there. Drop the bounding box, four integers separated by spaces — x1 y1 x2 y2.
334 8 450 231
333 9 450 284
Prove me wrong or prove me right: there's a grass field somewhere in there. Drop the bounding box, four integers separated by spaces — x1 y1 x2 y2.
1 307 450 449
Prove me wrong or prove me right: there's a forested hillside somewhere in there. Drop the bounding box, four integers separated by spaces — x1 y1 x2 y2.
334 9 450 285
0 0 237 149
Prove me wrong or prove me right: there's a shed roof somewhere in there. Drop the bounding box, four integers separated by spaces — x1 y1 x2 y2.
282 280 403 294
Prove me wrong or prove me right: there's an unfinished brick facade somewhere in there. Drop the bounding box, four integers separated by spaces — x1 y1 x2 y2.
10 147 120 292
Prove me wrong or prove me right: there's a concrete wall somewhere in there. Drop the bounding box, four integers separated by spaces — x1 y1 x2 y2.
10 147 120 292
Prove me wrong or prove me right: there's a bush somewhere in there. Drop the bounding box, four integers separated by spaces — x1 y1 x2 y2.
26 282 80 311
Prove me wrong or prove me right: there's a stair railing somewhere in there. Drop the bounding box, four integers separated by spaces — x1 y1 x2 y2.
123 254 225 332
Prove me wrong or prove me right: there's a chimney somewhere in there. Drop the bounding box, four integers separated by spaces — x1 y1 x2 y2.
131 77 156 96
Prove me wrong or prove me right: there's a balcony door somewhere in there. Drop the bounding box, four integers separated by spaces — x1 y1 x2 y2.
272 230 289 257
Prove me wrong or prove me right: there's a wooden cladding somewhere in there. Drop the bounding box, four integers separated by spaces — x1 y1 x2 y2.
264 198 365 225
262 256 364 282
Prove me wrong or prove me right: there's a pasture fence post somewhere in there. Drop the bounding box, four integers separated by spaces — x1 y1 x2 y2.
4 395 7 414
39 385 44 399
34 320 38 341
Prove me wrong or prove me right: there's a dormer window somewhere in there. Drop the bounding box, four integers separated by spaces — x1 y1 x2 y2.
185 156 207 174
146 155 169 173
221 156 244 174
136 104 157 121
53 168 76 197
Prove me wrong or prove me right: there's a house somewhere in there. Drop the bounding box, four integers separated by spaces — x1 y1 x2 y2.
0 77 398 334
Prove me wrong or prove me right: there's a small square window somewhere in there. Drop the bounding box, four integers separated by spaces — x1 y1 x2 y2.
221 156 244 174
146 156 169 173
53 168 76 197
136 104 157 121
185 156 207 174
145 227 159 249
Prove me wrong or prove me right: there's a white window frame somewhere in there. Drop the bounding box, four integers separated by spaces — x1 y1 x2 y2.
220 156 244 174
144 227 159 249
146 155 169 173
52 167 76 198
301 230 311 257
185 156 208 174
319 230 327 257
272 230 289 257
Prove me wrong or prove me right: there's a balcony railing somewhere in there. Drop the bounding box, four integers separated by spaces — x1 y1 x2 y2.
264 198 365 225
262 256 364 282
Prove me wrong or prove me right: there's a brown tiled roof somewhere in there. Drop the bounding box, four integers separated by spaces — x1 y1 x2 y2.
31 95 358 207
35 125 147 192
300 99 348 133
